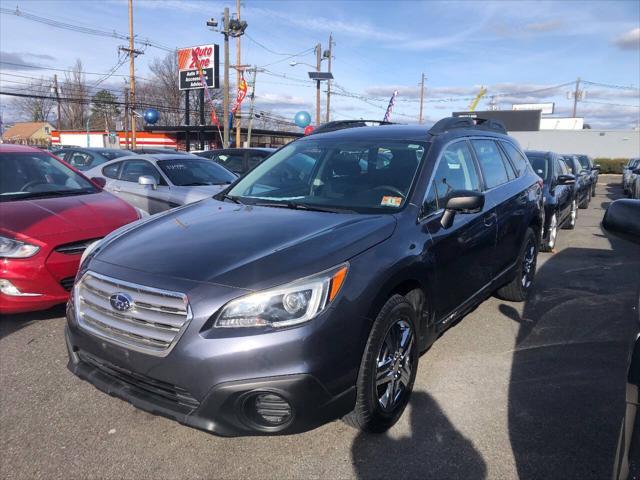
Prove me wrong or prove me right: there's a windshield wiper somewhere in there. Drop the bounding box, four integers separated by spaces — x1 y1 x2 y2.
219 193 244 205
252 200 354 214
9 189 94 200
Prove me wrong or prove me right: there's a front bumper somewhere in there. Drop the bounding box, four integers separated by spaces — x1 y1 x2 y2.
0 254 77 314
64 267 365 436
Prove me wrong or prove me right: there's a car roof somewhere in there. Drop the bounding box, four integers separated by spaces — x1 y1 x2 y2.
0 144 47 153
525 150 555 157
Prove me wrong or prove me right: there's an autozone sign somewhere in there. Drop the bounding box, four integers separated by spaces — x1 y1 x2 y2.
177 44 220 90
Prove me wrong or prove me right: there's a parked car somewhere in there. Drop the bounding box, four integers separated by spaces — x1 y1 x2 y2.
0 144 141 314
630 166 640 199
525 151 576 251
195 148 276 175
66 117 543 436
623 158 640 195
83 154 237 214
574 154 599 197
52 147 135 171
561 154 591 209
131 147 191 155
605 199 640 480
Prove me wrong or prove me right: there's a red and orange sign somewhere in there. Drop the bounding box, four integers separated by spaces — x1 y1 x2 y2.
177 44 219 91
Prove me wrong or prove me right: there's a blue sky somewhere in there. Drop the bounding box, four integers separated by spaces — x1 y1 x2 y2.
1 0 639 128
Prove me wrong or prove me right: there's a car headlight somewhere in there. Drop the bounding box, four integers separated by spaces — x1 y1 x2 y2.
215 263 348 328
0 236 40 258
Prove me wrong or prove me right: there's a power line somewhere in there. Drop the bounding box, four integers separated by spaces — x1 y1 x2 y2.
0 60 154 81
581 100 640 108
582 80 640 91
0 6 174 52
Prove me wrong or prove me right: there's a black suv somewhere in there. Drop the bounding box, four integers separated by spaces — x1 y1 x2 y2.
66 117 543 436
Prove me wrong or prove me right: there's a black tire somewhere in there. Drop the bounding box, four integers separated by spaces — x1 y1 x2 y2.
562 199 577 230
343 294 419 433
579 193 589 209
495 227 538 302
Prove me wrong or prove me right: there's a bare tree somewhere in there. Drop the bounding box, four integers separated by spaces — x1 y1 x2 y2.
11 77 55 123
60 59 88 129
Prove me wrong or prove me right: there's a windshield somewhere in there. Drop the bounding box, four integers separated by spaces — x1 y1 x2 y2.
157 158 237 186
0 151 98 201
577 155 591 169
526 154 550 181
100 150 130 161
227 138 428 213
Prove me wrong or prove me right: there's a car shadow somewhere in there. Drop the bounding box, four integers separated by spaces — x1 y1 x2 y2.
351 391 487 479
505 183 640 479
0 304 66 340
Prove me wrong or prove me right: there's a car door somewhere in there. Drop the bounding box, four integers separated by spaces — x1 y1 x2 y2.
118 159 171 214
421 139 495 321
472 138 524 279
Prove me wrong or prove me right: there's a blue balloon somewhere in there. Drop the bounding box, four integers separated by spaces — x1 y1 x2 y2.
143 108 160 124
294 111 311 128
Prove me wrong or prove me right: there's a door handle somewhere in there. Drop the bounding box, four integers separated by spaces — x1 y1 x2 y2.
483 213 497 227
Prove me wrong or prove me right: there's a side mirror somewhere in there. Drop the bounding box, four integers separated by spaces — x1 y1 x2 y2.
90 177 106 188
138 175 158 190
593 164 601 171
557 174 576 185
440 190 485 229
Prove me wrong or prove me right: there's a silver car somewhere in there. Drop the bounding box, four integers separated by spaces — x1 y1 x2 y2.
623 158 640 195
84 154 237 214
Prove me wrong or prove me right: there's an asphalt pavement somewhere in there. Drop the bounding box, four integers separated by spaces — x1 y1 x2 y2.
1 175 639 480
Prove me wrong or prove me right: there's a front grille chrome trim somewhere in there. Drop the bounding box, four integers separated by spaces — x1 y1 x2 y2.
74 271 192 357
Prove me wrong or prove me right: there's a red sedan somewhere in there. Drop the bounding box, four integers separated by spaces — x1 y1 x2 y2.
0 144 141 314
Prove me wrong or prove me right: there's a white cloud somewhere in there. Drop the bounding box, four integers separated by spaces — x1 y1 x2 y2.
614 28 640 50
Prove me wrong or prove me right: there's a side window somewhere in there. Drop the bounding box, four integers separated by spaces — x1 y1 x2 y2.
120 160 165 185
557 159 570 175
424 141 481 214
102 162 122 179
501 142 529 176
472 139 509 189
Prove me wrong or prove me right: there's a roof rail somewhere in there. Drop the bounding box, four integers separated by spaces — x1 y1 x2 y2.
310 120 396 135
429 116 507 135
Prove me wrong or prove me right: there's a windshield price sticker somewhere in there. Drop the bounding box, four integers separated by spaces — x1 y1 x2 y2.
381 196 402 207
165 164 187 170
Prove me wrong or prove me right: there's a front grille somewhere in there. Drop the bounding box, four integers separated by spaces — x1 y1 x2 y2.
75 271 191 356
60 277 75 291
55 238 102 255
77 350 199 410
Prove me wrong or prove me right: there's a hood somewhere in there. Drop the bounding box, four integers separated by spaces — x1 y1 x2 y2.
95 199 397 290
0 191 138 240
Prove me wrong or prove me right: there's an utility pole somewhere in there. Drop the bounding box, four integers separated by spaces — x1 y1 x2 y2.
325 33 333 123
235 0 242 147
120 0 144 149
223 8 230 147
315 43 321 126
418 73 425 124
124 88 130 149
52 74 62 131
572 77 581 118
246 67 258 147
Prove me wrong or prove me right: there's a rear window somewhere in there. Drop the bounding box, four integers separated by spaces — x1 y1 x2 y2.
100 150 130 161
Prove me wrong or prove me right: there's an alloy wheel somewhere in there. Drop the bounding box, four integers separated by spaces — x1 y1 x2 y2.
548 214 558 249
376 319 414 412
570 200 577 226
521 238 536 288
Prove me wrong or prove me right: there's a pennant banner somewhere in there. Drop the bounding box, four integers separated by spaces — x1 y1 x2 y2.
383 90 398 123
231 76 248 115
